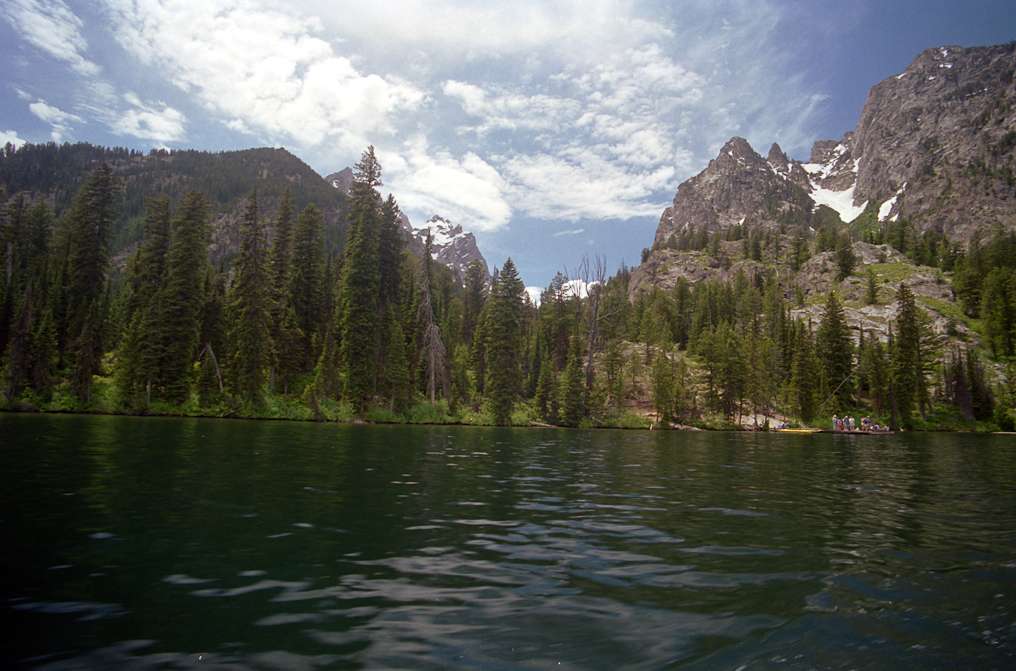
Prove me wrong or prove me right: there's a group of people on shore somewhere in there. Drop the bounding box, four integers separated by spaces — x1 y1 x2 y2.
831 415 889 432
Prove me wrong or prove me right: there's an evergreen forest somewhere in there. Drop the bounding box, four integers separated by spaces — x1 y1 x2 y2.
2 141 1014 431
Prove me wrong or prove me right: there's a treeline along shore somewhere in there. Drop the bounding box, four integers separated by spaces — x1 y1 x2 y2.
0 142 1013 431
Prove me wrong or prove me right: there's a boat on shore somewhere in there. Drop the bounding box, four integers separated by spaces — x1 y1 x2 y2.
774 427 894 435
821 428 894 435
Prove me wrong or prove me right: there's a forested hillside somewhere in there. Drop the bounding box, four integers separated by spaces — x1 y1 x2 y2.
0 142 351 266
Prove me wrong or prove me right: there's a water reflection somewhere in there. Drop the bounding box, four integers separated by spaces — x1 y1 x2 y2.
2 415 1014 669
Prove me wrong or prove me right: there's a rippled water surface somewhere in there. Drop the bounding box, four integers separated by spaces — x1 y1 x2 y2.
2 414 1015 669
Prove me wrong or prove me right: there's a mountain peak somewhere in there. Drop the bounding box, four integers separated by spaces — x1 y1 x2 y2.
406 214 490 285
324 167 354 194
767 143 788 170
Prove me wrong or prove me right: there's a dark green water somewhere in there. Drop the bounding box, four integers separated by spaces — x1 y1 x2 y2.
1 414 1015 670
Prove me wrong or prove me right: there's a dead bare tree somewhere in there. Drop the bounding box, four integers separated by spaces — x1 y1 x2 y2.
569 254 625 405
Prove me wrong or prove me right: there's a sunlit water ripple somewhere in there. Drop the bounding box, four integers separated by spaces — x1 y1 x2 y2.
2 414 1015 669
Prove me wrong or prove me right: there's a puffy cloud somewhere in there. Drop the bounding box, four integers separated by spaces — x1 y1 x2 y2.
103 0 425 152
1 130 28 148
0 0 100 75
112 95 186 144
382 139 512 232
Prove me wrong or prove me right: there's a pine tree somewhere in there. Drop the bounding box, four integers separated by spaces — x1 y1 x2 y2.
864 268 880 306
463 259 487 345
267 187 295 391
196 264 226 407
378 194 405 310
28 304 56 401
1 195 30 354
270 187 294 298
651 346 674 425
61 164 119 399
604 338 624 413
2 281 33 399
385 304 411 412
62 164 119 347
418 234 446 406
303 321 341 417
226 188 272 408
892 282 925 426
560 337 586 426
115 309 156 409
289 203 325 370
816 290 854 409
790 322 819 423
340 147 382 414
485 258 524 425
835 235 856 281
124 195 172 328
158 189 213 403
534 356 555 421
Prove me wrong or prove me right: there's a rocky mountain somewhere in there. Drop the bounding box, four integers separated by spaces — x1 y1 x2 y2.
404 215 490 284
648 41 1016 254
632 41 1016 347
850 43 1016 241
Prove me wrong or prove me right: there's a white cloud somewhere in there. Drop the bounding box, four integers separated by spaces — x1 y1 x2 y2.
1 0 100 75
112 96 186 144
442 80 583 135
29 100 83 141
553 229 585 237
1 130 28 148
382 138 511 232
310 0 673 63
0 0 834 250
502 150 672 221
103 0 425 152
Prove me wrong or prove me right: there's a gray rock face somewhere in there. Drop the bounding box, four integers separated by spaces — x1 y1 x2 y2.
849 43 1016 244
324 167 354 194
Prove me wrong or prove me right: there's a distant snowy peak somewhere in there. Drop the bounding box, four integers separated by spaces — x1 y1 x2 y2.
410 215 491 285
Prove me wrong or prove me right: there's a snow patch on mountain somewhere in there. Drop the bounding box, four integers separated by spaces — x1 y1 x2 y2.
809 184 868 222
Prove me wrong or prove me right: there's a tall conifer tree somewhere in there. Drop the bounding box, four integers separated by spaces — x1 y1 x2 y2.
62 163 119 402
227 188 272 407
340 147 382 414
485 258 524 425
816 290 854 409
158 190 213 403
62 164 118 344
290 203 325 370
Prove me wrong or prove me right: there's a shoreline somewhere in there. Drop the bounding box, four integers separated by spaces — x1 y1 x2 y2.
1 406 995 433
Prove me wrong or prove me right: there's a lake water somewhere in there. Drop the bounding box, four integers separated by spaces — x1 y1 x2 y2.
1 413 1014 670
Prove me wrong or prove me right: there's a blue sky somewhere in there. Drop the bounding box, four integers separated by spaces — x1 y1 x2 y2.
1 1 1013 293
